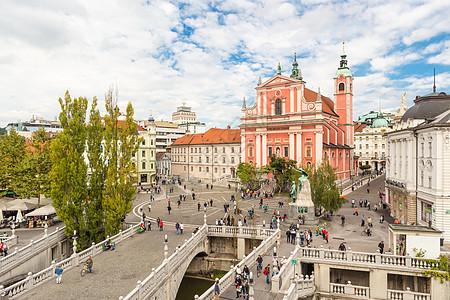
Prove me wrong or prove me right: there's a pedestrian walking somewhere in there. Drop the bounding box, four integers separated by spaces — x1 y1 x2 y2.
167 205 172 215
264 265 271 284
214 278 220 300
55 264 63 284
380 214 384 223
361 215 365 227
180 223 184 234
286 229 291 243
160 220 163 231
197 202 201 211
176 222 180 234
353 207 358 216
378 241 385 254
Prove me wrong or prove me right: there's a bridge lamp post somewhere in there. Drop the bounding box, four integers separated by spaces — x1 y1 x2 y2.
72 230 77 255
164 234 168 260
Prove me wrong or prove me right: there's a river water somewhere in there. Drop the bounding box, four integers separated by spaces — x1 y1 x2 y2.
175 276 214 300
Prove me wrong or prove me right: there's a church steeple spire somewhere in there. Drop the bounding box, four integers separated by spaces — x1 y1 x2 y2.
336 41 352 77
290 52 302 79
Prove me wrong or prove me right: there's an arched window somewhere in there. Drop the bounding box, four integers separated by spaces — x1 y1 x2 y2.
275 99 282 115
339 83 345 91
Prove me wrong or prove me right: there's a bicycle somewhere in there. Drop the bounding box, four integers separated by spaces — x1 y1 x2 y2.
80 263 89 277
361 229 372 236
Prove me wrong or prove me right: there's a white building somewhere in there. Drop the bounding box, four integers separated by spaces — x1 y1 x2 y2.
385 90 450 244
172 102 206 134
156 152 171 178
354 112 393 172
171 127 241 182
6 116 62 138
134 123 157 185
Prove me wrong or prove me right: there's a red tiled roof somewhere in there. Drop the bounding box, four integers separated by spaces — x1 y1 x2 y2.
303 88 337 116
171 128 241 146
155 152 165 159
354 123 367 132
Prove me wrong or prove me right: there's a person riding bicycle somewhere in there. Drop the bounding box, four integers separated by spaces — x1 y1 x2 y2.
86 256 93 273
364 225 372 236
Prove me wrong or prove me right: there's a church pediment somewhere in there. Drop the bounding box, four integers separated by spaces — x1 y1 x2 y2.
258 75 300 88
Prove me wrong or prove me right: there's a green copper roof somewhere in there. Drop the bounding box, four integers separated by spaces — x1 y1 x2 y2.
336 68 352 77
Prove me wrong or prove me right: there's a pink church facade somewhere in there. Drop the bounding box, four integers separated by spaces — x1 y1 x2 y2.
240 48 355 179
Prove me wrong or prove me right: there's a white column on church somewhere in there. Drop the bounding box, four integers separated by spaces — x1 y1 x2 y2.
241 134 246 163
271 101 275 115
289 132 294 159
262 134 267 166
255 134 261 167
282 100 286 115
290 88 294 113
296 132 302 164
315 131 323 165
263 92 267 115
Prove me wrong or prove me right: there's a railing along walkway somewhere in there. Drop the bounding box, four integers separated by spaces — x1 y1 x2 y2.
299 245 441 272
195 228 280 300
0 225 66 275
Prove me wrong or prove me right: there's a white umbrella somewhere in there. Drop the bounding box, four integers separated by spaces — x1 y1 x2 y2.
16 209 23 223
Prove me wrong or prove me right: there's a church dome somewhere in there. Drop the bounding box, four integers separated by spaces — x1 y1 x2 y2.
372 116 388 128
401 92 450 122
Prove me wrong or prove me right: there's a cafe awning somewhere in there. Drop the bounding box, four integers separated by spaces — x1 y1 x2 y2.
25 204 56 217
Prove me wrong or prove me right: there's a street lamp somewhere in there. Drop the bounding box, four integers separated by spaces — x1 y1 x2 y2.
164 234 168 261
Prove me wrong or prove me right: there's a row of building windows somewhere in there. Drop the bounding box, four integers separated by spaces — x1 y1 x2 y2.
173 155 241 164
183 166 229 173
355 136 384 141
141 138 155 146
141 162 154 170
358 144 385 149
357 152 385 158
173 146 240 154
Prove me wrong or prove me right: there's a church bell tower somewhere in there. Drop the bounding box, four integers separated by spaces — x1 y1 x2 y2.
334 42 354 147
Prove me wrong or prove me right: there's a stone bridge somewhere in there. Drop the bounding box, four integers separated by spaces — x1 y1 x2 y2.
120 225 279 300
1 224 278 299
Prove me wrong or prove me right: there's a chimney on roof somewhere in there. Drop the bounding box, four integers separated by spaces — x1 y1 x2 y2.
227 125 231 130
317 87 322 102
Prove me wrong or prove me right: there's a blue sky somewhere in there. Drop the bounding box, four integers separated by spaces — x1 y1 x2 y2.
0 0 449 128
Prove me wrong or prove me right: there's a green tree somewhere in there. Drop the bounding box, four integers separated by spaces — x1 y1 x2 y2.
51 91 89 250
16 127 52 207
0 128 27 191
86 97 106 242
309 160 345 214
267 154 298 193
236 162 259 190
103 88 140 236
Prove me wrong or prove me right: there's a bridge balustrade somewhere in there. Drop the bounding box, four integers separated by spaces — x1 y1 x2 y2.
387 288 431 300
299 246 441 271
0 226 66 274
206 225 276 239
329 282 369 298
121 224 209 300
271 246 300 292
1 223 142 299
282 275 315 300
195 228 280 300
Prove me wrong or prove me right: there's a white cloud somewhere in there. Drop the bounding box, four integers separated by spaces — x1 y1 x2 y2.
0 0 450 129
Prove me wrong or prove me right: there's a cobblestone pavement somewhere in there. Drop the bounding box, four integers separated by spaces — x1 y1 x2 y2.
25 229 188 300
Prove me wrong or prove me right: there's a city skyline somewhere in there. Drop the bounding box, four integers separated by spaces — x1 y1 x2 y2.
1 0 450 129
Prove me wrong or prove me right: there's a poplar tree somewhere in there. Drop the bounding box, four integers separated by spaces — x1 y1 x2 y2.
86 97 106 242
0 128 27 192
50 91 89 249
103 88 140 236
17 127 52 207
309 160 345 214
